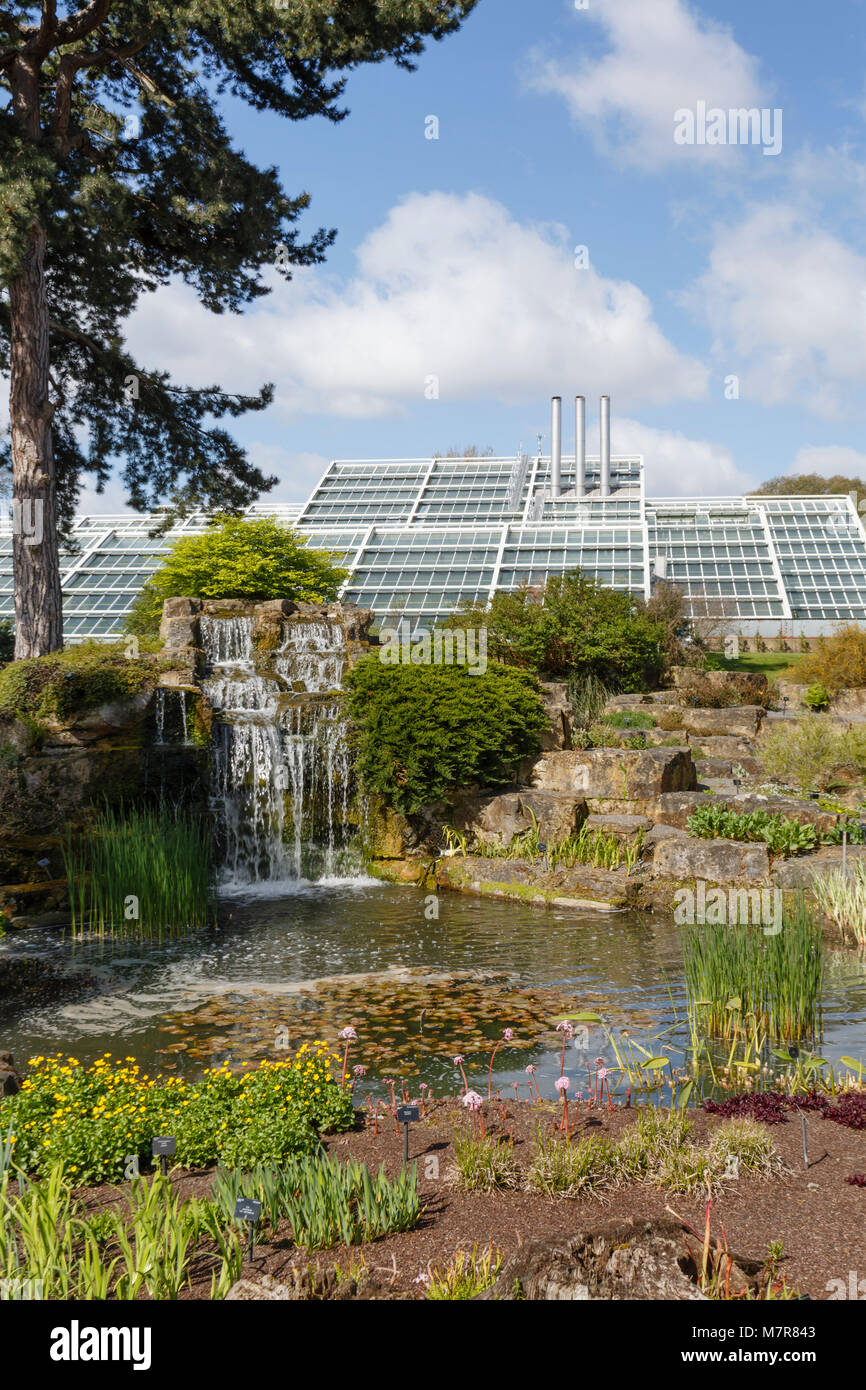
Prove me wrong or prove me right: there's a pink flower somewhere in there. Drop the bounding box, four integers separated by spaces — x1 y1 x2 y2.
462 1090 483 1111
353 1065 367 1077
555 1076 570 1093
524 1064 536 1075
503 1028 514 1041
597 1067 608 1081
556 1021 574 1036
453 1055 464 1066
339 1026 358 1042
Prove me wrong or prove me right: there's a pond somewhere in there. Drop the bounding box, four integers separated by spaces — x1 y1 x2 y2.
2 880 866 1103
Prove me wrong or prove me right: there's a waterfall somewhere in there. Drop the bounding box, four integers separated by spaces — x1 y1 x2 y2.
203 613 357 886
153 687 190 746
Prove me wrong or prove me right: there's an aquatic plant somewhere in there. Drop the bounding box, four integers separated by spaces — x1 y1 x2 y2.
554 1076 570 1131
62 802 215 939
686 805 818 857
811 861 866 947
683 898 823 1040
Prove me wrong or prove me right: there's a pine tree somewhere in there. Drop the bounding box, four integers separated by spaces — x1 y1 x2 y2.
0 1 476 656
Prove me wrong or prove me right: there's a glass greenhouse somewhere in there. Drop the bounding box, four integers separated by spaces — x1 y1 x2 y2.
2 450 865 642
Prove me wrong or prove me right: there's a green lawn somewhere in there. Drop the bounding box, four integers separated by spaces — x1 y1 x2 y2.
706 651 806 681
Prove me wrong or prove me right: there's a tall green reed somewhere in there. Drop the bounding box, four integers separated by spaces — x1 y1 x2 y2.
62 802 215 940
683 897 823 1041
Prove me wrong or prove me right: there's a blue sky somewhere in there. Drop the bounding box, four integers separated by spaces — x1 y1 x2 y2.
84 0 866 508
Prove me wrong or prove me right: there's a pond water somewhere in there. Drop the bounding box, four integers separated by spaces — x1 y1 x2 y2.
2 881 866 1103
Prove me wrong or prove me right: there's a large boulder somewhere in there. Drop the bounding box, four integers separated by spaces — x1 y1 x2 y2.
462 790 587 848
531 748 697 803
681 706 764 739
584 813 651 843
475 1218 706 1301
652 836 770 885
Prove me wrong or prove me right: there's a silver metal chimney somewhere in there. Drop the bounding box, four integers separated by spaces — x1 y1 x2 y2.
600 394 611 497
551 396 562 499
575 395 586 497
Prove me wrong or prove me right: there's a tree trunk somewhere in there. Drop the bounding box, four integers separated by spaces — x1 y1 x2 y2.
9 218 63 658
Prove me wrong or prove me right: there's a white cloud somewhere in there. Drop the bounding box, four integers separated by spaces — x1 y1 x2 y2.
613 417 756 496
682 203 866 415
246 446 329 502
126 191 708 417
528 0 767 169
787 445 866 480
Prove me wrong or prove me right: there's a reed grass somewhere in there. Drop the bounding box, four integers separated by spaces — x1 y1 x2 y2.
62 803 215 939
811 861 866 947
683 898 823 1041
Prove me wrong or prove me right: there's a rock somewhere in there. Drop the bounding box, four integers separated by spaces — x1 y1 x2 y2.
643 822 690 849
692 735 757 760
464 790 587 848
531 748 697 803
776 679 806 710
773 844 866 888
672 668 769 703
830 688 866 718
584 813 651 842
0 1052 22 1096
475 1217 706 1301
435 855 636 911
652 836 770 885
604 693 662 712
681 706 764 739
538 682 574 751
160 616 200 650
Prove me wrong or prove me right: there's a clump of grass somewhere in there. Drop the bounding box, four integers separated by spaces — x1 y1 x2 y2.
811 861 866 948
63 802 215 939
706 1119 787 1183
426 1244 502 1300
447 1131 519 1193
683 898 823 1040
615 1107 693 1184
525 1128 615 1198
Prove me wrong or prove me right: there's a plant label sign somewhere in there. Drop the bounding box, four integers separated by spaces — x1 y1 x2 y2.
152 1136 176 1157
235 1198 262 1225
396 1104 419 1124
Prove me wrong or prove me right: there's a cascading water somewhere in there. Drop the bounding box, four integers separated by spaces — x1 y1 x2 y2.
202 612 357 887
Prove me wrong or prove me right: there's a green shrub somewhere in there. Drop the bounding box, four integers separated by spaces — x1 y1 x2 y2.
0 641 156 722
758 715 853 793
804 682 830 711
345 658 547 815
124 516 348 637
443 570 667 688
0 1046 354 1184
797 623 866 693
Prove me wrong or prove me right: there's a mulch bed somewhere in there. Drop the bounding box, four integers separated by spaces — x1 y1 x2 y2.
62 1095 866 1300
